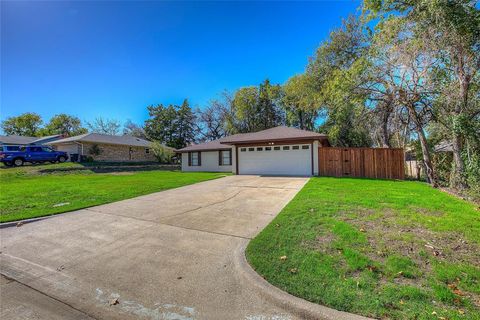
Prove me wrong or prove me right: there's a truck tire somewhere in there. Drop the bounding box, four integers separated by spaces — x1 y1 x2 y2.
58 156 67 163
3 161 13 167
13 158 24 166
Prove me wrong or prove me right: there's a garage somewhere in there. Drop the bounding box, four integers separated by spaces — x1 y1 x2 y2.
238 144 312 176
178 126 330 176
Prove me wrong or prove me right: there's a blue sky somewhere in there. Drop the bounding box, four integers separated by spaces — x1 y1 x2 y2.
1 1 360 127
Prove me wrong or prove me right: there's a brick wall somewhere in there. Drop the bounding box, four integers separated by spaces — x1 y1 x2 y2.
82 142 157 162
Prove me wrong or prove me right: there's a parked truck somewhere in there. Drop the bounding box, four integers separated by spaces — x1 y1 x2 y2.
0 145 68 167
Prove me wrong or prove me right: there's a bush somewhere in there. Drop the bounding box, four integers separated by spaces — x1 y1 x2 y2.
150 141 174 164
88 144 102 156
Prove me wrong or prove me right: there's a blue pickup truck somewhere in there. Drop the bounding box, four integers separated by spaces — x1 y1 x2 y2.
0 145 68 167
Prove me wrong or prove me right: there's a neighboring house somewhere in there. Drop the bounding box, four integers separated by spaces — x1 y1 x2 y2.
434 141 453 153
177 126 330 176
47 133 164 162
0 134 62 146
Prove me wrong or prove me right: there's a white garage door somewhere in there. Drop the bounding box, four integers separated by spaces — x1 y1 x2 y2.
238 144 312 176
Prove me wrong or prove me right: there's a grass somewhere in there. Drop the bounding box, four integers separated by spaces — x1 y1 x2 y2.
246 177 480 320
0 162 227 223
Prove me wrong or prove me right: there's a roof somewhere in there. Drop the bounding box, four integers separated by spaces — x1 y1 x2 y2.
219 126 328 144
47 133 158 148
0 135 37 145
176 126 329 152
176 137 232 153
31 134 62 144
434 141 453 152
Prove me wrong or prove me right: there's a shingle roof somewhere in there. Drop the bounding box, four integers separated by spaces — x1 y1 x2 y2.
176 126 329 152
0 135 37 145
219 126 328 144
434 141 453 152
47 133 160 148
176 137 232 153
31 134 62 143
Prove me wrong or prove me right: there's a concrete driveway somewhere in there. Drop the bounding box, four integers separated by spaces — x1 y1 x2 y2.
0 175 309 320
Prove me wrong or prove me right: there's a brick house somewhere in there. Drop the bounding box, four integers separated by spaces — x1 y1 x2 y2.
47 133 169 162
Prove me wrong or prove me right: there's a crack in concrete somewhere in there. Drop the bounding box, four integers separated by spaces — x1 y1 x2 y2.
84 208 251 240
0 273 98 320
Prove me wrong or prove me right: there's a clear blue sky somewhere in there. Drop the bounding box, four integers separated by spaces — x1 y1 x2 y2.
1 1 360 127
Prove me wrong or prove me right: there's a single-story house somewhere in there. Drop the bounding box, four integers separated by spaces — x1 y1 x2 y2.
47 133 167 162
0 134 63 146
177 126 330 176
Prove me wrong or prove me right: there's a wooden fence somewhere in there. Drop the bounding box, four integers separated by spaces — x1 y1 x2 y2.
318 147 405 180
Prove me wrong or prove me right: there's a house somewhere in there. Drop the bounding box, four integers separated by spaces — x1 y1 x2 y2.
177 126 330 176
0 134 63 146
47 133 166 162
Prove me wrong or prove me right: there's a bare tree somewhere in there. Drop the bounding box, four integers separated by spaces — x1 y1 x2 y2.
86 117 121 135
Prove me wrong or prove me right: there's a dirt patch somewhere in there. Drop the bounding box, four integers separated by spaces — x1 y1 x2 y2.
347 211 480 267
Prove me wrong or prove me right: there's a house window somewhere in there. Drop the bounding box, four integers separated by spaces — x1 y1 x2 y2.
274 146 280 150
302 145 310 150
248 147 255 151
189 152 200 166
240 148 246 152
292 146 300 150
283 146 290 150
257 147 263 151
265 147 271 151
145 148 150 154
219 150 232 166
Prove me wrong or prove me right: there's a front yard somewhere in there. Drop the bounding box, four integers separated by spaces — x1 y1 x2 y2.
0 162 227 223
247 177 480 320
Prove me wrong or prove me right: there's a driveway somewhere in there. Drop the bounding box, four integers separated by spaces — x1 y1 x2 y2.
0 175 309 320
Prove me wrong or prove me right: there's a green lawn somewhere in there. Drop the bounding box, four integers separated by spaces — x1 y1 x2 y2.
0 163 227 223
247 177 480 320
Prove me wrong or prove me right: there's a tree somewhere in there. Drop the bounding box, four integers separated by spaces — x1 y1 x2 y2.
282 74 319 130
150 141 174 163
307 16 373 147
362 0 480 187
228 79 284 134
198 95 229 141
174 99 197 149
144 100 197 149
86 117 121 135
1 113 43 136
40 114 87 136
123 120 146 138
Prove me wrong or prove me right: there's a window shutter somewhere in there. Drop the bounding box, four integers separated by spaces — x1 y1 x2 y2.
198 152 202 166
219 151 222 165
229 150 232 165
188 152 191 166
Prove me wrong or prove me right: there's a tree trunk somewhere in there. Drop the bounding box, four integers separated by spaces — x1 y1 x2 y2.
408 105 437 187
451 131 467 189
381 109 391 148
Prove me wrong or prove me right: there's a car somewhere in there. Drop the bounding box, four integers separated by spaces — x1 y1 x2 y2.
0 145 68 167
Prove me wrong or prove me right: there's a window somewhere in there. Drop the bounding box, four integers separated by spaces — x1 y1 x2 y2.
302 145 310 150
29 147 42 153
292 146 300 150
42 147 54 152
248 147 255 151
273 146 280 150
145 148 150 154
240 148 246 152
257 147 263 151
265 147 271 151
189 152 200 166
283 146 290 150
219 150 232 166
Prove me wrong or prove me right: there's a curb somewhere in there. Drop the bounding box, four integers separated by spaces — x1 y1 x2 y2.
234 241 373 320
